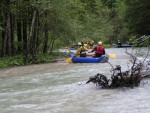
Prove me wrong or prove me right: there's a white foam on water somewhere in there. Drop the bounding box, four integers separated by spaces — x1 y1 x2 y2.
0 48 150 113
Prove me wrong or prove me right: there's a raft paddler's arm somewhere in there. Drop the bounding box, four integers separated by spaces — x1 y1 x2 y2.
74 48 81 57
84 47 88 51
84 44 89 50
91 47 96 52
88 47 96 53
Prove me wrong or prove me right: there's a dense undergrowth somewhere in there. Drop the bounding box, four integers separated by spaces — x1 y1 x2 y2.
0 52 66 69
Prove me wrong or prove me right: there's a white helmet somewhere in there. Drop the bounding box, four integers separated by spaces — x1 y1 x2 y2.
77 42 82 46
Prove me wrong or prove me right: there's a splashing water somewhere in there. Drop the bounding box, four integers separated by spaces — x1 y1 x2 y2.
0 48 150 113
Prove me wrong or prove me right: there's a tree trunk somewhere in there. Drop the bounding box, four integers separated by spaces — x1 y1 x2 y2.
29 10 37 50
32 11 39 63
23 16 28 64
2 10 12 57
43 11 49 53
17 14 22 53
35 11 40 53
7 12 12 56
0 10 3 56
10 14 15 55
24 10 37 63
3 19 9 57
49 33 57 54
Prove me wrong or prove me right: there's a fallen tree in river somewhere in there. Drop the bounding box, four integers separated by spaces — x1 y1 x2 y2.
86 65 150 88
86 48 150 89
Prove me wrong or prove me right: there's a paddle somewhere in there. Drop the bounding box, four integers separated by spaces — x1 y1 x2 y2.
65 57 72 63
108 54 116 58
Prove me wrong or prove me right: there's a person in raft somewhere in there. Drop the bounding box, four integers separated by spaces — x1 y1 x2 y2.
84 40 95 49
88 41 105 58
74 42 88 57
117 40 122 47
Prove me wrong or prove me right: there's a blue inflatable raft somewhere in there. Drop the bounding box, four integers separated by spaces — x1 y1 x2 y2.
112 44 133 48
69 54 109 63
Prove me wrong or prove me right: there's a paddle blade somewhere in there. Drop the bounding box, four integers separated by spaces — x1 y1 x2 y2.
108 54 116 58
66 57 72 63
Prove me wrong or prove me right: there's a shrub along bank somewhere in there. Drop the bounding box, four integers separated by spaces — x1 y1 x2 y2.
0 52 66 69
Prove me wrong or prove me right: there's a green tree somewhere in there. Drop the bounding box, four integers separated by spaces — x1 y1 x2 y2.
124 0 150 35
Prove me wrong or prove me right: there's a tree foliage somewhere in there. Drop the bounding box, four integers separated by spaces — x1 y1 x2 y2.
0 0 150 64
124 0 150 35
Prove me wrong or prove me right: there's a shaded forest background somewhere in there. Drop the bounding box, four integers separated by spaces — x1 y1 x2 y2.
0 0 150 65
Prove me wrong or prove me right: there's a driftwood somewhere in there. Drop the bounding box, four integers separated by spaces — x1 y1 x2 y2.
86 48 150 89
86 64 150 88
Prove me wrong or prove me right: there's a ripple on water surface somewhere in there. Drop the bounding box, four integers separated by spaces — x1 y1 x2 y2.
0 48 150 113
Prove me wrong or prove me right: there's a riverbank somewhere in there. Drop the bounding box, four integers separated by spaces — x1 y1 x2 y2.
0 47 149 78
0 56 67 78
0 52 67 69
0 48 129 78
0 58 66 78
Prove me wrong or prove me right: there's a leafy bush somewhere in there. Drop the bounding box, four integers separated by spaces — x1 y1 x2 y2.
0 52 66 68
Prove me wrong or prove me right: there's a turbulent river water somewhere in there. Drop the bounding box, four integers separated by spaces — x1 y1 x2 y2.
0 48 150 113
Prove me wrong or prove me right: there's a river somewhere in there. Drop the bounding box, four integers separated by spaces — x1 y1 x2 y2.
0 48 150 113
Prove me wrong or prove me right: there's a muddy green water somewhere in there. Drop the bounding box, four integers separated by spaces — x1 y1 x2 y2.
0 48 150 113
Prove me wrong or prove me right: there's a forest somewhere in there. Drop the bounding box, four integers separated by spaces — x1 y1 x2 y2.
0 0 150 66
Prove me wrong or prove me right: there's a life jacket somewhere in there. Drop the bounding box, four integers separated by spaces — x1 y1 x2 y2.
80 46 86 57
95 46 104 56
